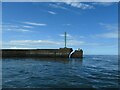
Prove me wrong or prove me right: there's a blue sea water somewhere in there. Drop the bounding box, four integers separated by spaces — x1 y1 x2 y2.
2 55 119 89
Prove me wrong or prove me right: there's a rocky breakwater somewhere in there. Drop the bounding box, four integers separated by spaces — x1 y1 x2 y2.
70 49 83 58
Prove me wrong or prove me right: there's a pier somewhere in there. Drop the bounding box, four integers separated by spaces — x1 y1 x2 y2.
2 32 83 58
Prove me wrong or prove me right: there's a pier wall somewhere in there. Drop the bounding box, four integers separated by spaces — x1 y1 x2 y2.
2 48 73 58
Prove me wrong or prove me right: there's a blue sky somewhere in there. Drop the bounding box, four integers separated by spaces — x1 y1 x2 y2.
2 2 118 55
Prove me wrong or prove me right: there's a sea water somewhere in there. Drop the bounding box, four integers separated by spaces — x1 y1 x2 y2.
2 55 119 89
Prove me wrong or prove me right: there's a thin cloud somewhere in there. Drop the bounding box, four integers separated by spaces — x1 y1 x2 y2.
8 47 33 49
95 23 118 39
79 36 85 38
48 11 57 14
3 39 110 49
68 40 85 46
92 2 115 6
23 25 33 28
63 24 71 26
96 32 118 39
6 28 31 32
65 2 94 9
99 23 118 31
17 29 31 32
49 3 68 10
49 2 116 11
9 40 62 46
50 0 119 2
3 23 32 32
49 3 81 15
49 2 94 10
2 24 19 28
59 33 72 38
3 40 64 49
4 0 119 2
23 22 47 26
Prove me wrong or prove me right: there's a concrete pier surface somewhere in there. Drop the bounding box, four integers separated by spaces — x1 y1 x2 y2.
2 48 83 58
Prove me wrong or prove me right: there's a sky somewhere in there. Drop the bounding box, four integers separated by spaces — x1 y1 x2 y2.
2 2 118 55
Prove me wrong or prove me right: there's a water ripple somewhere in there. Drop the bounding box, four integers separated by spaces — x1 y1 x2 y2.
2 55 119 88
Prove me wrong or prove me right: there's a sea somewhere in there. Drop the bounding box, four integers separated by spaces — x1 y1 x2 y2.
2 55 120 89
